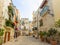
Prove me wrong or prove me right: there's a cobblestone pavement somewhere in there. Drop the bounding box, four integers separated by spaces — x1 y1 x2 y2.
3 36 51 45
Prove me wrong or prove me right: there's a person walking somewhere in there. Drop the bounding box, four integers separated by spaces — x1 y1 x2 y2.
14 25 18 39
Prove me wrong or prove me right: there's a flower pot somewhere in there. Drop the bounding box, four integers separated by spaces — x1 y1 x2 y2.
50 40 57 45
46 37 50 43
44 37 47 42
40 36 44 41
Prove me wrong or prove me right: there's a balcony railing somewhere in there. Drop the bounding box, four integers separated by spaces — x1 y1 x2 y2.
8 6 14 17
40 6 49 16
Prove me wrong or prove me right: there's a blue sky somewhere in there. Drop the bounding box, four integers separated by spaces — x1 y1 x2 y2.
12 0 43 21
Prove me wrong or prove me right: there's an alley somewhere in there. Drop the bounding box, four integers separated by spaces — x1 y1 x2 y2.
3 36 50 45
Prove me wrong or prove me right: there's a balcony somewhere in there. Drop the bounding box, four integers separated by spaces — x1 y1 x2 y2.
40 0 47 8
40 6 49 16
8 6 14 17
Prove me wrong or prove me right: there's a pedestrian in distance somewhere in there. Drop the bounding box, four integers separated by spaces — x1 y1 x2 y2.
14 25 18 39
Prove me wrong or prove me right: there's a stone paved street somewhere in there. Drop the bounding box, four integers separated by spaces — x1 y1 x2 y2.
3 36 51 45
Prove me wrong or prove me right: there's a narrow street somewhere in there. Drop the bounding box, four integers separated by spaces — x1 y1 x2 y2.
3 36 50 45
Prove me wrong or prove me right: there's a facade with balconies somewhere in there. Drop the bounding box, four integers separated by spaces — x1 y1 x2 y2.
39 0 55 31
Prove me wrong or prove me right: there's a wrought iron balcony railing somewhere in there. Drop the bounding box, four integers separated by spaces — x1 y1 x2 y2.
40 6 49 16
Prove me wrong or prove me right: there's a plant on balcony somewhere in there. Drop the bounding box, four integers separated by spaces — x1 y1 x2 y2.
0 29 4 36
0 29 4 45
8 6 14 17
5 19 14 28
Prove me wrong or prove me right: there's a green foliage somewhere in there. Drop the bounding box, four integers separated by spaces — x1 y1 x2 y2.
8 6 14 16
0 29 4 36
5 20 14 28
46 32 50 37
48 28 57 36
55 19 60 27
0 29 4 44
38 31 47 36
38 28 57 37
38 31 42 35
0 38 2 44
43 31 47 36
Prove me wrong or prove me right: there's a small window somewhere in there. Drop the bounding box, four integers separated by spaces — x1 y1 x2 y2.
40 19 43 26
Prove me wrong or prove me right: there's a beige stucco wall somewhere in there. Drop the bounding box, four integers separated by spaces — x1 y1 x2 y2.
0 0 11 28
0 0 5 28
39 13 55 31
52 0 60 21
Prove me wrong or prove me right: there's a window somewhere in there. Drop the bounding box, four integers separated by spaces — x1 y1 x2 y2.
40 19 43 26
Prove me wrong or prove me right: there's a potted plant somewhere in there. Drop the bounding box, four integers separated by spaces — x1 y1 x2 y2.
46 28 57 44
56 32 60 45
50 36 57 45
8 6 14 17
43 31 48 42
49 28 57 45
39 31 46 41
0 29 4 45
5 19 14 28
